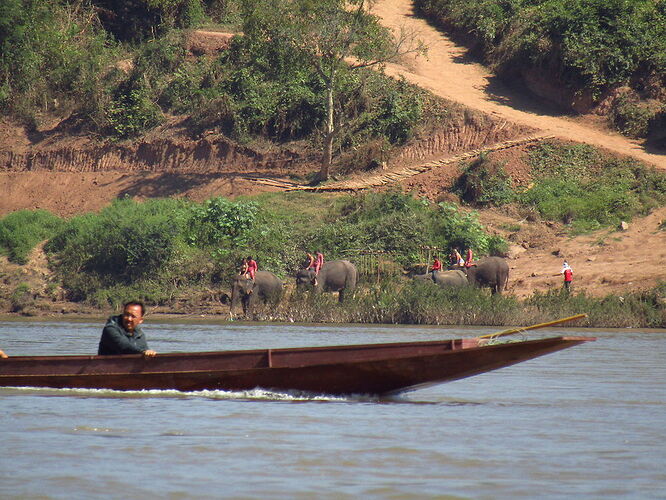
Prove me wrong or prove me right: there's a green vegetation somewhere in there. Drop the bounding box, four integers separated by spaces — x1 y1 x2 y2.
527 286 666 329
453 141 666 233
9 282 33 313
1 0 430 175
235 0 425 180
521 142 666 232
36 191 503 306
2 191 662 327
0 210 64 265
415 0 666 139
0 0 116 126
0 192 666 327
454 153 515 207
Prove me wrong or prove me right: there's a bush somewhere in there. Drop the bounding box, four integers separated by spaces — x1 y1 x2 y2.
455 154 515 206
521 141 666 231
186 197 258 248
0 1 115 118
10 283 33 313
94 0 205 43
527 287 665 328
610 96 665 138
415 0 666 138
431 203 504 255
46 198 190 287
106 86 164 138
0 210 64 264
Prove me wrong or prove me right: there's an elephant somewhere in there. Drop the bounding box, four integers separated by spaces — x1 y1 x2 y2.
413 270 468 288
295 260 358 302
452 256 509 294
225 270 283 316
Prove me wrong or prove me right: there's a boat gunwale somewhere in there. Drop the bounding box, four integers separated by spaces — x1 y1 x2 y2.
0 335 596 363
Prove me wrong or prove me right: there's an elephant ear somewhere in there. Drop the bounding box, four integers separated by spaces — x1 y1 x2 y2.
220 293 231 305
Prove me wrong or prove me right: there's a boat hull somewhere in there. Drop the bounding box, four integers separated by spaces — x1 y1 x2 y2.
0 336 595 395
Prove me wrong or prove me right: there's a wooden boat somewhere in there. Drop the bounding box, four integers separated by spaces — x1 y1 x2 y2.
0 334 594 396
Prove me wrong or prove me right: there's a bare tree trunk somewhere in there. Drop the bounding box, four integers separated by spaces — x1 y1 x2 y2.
319 84 335 182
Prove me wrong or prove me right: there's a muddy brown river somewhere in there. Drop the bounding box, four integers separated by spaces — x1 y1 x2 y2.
1 319 664 499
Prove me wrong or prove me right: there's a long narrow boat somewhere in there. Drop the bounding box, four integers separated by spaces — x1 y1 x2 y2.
0 335 594 395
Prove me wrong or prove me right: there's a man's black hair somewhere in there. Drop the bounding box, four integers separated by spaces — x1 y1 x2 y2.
123 301 145 316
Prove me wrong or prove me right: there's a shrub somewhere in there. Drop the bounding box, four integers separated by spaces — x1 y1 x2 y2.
186 197 258 248
10 283 33 313
610 95 663 138
455 154 515 206
431 203 504 255
521 141 666 230
105 86 164 138
46 198 190 285
0 210 64 264
0 1 115 118
527 287 665 328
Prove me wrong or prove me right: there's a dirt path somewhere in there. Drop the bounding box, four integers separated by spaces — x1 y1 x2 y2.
499 206 666 298
368 0 666 298
372 0 666 170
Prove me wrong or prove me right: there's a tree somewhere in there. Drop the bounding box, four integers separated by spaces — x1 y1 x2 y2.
242 0 425 181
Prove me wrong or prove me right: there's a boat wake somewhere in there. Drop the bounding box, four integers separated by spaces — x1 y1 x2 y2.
0 385 380 402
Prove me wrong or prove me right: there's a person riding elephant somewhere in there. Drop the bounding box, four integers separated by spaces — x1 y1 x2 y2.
295 259 358 302
413 269 468 288
451 256 509 294
226 270 283 316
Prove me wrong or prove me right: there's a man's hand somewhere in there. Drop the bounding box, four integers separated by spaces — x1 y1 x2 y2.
143 349 157 357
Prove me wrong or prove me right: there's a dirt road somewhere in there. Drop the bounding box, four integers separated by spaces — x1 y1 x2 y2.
372 0 666 170
370 0 666 298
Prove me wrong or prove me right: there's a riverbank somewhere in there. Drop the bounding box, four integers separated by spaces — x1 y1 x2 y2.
2 280 664 329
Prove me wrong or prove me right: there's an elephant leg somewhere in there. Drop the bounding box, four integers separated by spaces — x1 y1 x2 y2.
338 289 345 302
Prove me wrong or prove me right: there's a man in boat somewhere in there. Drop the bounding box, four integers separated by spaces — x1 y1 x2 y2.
98 301 157 357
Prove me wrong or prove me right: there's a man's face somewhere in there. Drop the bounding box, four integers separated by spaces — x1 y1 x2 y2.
121 304 144 333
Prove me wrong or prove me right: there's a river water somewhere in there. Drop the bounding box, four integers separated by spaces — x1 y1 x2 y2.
1 319 664 499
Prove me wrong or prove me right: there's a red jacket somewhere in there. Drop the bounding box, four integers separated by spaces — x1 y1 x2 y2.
246 259 258 279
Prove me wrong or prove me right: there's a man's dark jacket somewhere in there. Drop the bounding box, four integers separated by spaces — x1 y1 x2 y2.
98 315 149 355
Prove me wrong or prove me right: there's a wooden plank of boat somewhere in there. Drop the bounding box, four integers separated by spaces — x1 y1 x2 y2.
0 335 595 395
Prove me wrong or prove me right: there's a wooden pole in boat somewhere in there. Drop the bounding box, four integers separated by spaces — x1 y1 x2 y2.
478 313 588 340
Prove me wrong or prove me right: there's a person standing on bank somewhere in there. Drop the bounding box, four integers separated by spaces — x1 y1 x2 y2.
553 260 573 292
98 301 157 356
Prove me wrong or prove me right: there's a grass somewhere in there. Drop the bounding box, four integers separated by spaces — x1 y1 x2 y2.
230 280 665 329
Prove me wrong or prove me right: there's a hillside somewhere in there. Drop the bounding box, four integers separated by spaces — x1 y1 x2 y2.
1 0 665 304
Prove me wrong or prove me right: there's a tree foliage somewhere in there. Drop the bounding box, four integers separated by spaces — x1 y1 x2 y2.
239 0 425 180
416 0 666 138
0 0 115 119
